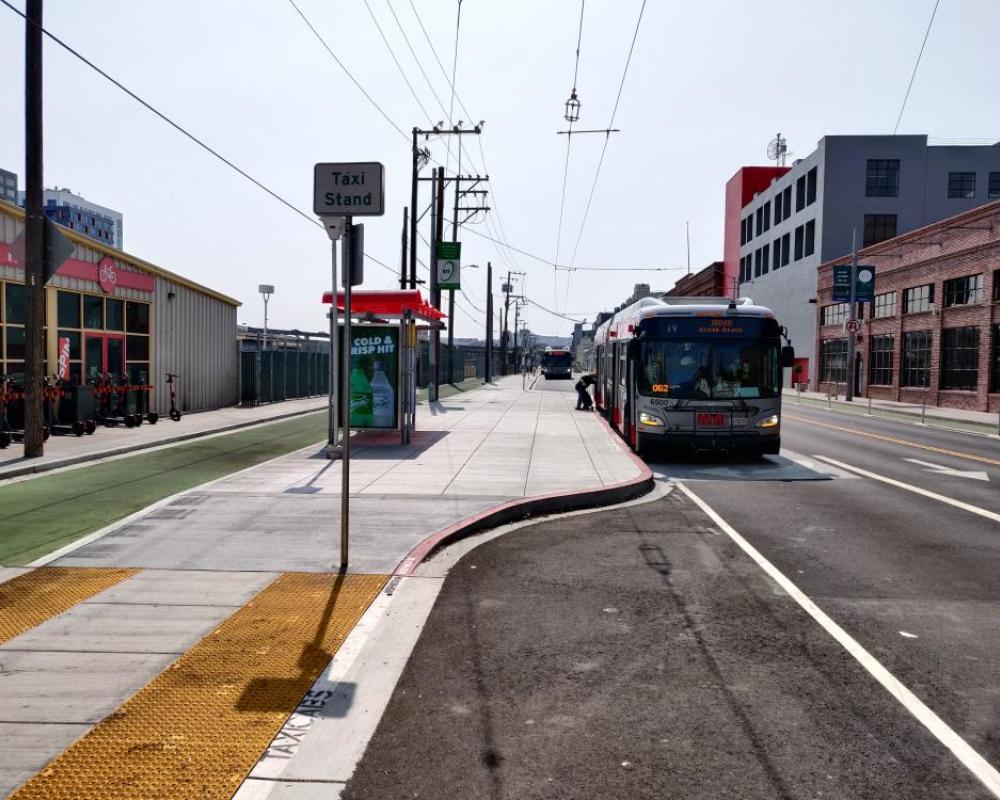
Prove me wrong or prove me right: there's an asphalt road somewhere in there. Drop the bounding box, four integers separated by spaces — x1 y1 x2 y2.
342 383 999 798
342 488 991 799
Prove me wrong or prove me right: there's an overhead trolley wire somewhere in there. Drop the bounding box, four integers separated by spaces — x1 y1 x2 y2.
893 0 941 135
566 0 647 270
553 0 588 311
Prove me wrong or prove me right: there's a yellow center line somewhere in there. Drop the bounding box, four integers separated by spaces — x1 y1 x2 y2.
784 414 1000 467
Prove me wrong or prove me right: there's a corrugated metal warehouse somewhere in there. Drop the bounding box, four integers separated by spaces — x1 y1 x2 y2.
0 200 239 415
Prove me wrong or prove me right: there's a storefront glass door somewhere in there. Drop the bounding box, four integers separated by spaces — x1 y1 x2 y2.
84 333 126 381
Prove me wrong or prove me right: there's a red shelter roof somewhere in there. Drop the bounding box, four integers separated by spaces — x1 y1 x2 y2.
320 289 446 321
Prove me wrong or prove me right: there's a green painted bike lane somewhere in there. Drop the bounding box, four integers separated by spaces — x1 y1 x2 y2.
0 411 327 565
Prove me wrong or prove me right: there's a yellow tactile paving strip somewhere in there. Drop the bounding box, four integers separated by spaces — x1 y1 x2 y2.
0 567 140 645
11 571 387 800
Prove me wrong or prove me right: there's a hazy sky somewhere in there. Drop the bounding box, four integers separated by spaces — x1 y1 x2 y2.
2 0 998 337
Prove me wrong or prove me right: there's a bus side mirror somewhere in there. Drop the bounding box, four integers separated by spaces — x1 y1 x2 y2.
781 346 795 368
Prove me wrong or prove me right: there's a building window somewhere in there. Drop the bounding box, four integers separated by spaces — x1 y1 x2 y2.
83 294 104 330
762 201 771 233
869 335 894 386
106 299 125 331
754 248 762 278
794 225 804 260
865 159 900 197
774 193 783 225
804 220 815 256
820 338 848 384
782 186 792 220
821 302 850 326
4 282 27 324
994 269 1000 302
943 274 984 307
780 232 790 266
57 290 81 328
940 326 979 390
903 284 934 314
126 301 150 334
772 237 782 270
806 167 817 205
901 330 932 387
755 207 763 236
873 291 897 318
795 175 806 212
740 218 747 246
863 214 897 247
745 215 754 242
990 172 1000 199
947 171 976 199
761 244 770 275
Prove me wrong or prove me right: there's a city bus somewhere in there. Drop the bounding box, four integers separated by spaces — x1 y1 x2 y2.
593 296 794 457
540 347 573 379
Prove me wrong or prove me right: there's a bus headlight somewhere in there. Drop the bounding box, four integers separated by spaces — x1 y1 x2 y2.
756 414 779 429
639 411 665 427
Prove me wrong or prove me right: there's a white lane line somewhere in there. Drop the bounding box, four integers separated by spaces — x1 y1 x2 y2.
814 456 1000 524
676 481 1000 798
902 458 989 482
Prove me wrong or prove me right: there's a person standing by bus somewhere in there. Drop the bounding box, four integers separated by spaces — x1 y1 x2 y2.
575 373 596 410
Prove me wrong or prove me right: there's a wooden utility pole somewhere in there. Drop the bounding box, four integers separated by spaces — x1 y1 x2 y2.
23 0 45 457
485 261 493 383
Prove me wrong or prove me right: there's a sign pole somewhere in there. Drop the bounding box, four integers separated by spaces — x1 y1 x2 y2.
328 239 340 453
846 227 858 402
340 217 352 571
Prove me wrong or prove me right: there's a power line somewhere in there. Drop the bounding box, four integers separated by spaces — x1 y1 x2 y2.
286 0 410 142
444 0 464 175
450 221 682 272
361 0 434 124
522 296 586 324
0 0 410 284
894 0 941 135
0 0 322 233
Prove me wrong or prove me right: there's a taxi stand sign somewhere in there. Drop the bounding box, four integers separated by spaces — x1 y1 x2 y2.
314 162 385 217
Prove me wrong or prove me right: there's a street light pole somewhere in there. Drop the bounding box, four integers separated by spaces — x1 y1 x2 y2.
485 261 493 383
846 228 858 402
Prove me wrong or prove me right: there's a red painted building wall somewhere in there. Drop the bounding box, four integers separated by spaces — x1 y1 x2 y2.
723 166 790 295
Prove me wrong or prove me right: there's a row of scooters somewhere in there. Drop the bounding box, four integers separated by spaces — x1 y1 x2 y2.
0 372 182 450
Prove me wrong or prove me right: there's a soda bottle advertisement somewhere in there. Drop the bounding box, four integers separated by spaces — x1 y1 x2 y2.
349 325 399 428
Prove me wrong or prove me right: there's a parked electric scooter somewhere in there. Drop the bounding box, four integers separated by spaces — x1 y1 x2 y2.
166 372 182 422
43 375 85 436
1 376 50 443
0 373 12 449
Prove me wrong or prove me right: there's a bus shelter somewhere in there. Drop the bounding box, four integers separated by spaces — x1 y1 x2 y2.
321 289 445 444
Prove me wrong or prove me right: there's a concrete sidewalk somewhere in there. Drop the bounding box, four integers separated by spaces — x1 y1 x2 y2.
0 396 330 481
0 376 649 800
784 387 1000 436
48 377 645 574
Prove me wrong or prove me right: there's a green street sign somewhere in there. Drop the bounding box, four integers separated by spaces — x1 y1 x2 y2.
436 241 461 290
832 264 875 302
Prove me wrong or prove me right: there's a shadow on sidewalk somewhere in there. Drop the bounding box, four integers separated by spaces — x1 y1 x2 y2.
236 573 355 719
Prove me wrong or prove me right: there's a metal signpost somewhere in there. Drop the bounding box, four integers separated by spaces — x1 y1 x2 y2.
314 162 384 571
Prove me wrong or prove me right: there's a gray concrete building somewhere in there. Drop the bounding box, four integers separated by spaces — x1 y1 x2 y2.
734 135 1000 384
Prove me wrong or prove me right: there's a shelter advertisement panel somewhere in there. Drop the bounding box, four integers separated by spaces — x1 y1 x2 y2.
349 325 399 429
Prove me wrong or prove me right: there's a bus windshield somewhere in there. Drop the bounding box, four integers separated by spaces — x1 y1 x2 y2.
542 352 572 368
638 338 780 399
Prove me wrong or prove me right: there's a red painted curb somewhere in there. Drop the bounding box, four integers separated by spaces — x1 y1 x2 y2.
393 411 654 575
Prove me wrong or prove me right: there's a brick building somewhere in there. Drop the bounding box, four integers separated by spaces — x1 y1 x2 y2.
815 200 1000 412
665 261 726 298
